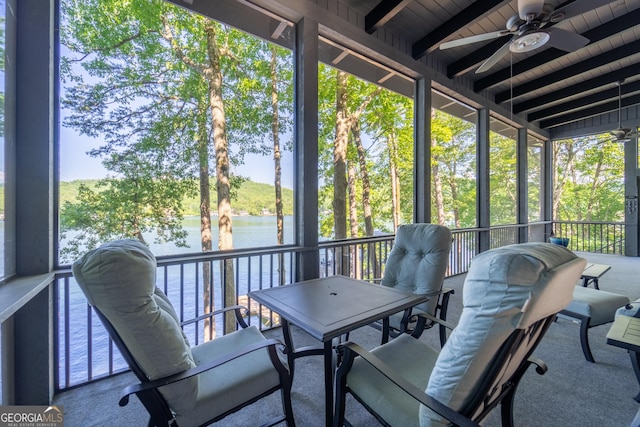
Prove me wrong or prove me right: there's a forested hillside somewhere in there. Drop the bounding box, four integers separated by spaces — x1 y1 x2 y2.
59 179 294 217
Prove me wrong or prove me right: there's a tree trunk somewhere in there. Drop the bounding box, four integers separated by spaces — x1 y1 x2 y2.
353 122 378 279
334 70 349 275
449 174 461 228
205 23 235 334
585 151 604 221
334 70 349 241
348 161 360 278
353 122 374 237
432 155 446 225
388 133 400 232
197 102 215 341
270 45 286 285
552 140 576 221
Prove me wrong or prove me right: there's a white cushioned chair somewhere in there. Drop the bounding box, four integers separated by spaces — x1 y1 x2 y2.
333 242 586 427
72 239 295 427
375 223 452 346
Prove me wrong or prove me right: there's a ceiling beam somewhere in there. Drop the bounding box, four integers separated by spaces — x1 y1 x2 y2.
365 0 412 34
495 39 640 104
411 0 507 59
528 80 640 122
474 8 640 92
540 93 640 129
513 64 640 113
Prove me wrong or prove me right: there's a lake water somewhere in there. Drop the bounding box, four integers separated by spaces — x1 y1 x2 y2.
147 215 295 256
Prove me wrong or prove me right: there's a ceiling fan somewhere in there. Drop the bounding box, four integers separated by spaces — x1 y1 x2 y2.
439 0 613 74
605 79 637 143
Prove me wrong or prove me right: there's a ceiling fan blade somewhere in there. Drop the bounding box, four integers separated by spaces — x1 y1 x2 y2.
476 38 513 74
545 27 589 52
553 0 613 22
439 31 508 50
518 0 544 20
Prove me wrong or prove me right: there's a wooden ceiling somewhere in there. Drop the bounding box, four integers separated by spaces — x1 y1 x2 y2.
340 0 640 135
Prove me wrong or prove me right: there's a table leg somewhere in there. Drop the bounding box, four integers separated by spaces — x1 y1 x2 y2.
280 319 334 426
281 319 296 382
324 340 334 427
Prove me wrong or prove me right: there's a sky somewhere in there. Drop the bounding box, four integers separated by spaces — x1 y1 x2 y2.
59 123 295 188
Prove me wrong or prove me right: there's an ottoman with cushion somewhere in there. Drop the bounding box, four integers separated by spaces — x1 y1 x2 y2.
560 286 631 363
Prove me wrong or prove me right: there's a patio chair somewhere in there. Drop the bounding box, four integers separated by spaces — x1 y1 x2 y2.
72 239 295 427
375 223 453 346
334 242 586 427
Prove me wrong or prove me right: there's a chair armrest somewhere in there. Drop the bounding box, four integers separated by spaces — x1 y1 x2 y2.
119 337 285 406
440 287 454 296
180 304 249 329
336 341 480 427
415 312 456 332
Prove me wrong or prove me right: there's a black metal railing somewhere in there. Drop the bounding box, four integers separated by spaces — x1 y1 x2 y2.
551 221 625 254
54 245 305 391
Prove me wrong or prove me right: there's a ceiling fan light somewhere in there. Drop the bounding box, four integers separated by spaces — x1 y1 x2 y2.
509 31 550 53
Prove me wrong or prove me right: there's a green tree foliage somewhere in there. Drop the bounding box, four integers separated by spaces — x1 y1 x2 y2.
317 64 414 239
60 0 293 257
430 109 476 228
553 134 624 222
489 130 518 225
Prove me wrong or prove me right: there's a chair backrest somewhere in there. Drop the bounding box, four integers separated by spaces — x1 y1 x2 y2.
420 242 586 426
72 239 198 415
380 223 451 315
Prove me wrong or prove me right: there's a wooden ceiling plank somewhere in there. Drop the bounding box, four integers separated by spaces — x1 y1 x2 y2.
365 0 413 34
528 80 640 122
540 92 640 129
411 0 508 59
514 63 639 113
495 39 640 104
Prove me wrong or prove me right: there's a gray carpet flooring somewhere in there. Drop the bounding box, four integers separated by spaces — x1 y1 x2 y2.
53 251 640 426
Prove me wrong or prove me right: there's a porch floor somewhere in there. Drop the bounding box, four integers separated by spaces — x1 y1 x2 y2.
53 251 640 426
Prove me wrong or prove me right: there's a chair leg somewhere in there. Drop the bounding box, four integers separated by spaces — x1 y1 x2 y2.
499 390 516 427
579 316 595 363
333 346 357 427
438 291 452 348
280 385 296 427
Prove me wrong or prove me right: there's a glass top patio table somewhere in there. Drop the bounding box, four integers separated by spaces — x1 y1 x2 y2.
250 275 428 427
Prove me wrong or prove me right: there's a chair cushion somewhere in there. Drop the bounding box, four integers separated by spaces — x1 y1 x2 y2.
347 334 440 427
565 286 631 326
72 239 198 414
176 325 283 427
420 243 586 426
381 224 451 317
